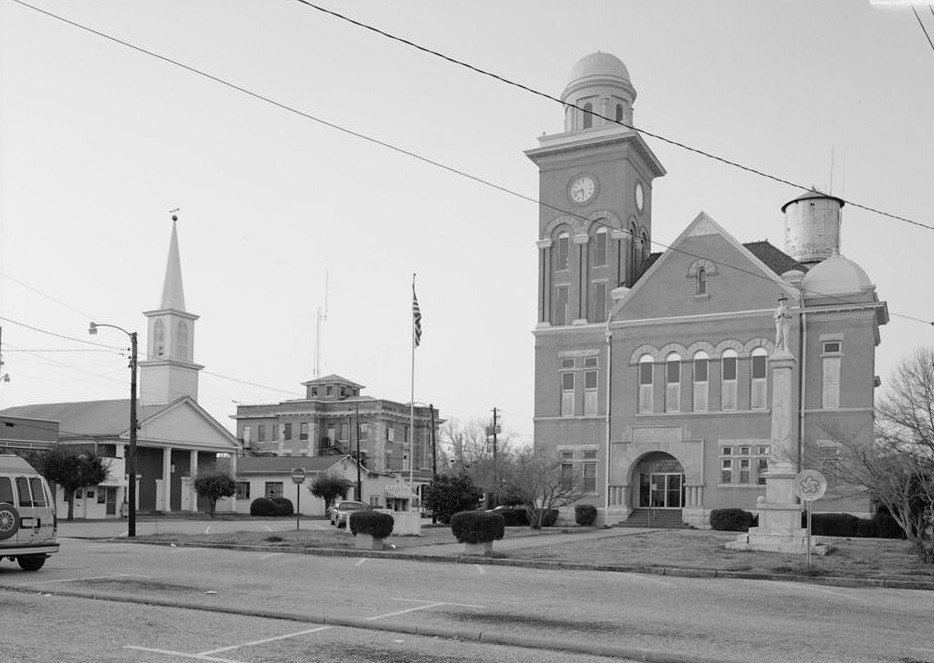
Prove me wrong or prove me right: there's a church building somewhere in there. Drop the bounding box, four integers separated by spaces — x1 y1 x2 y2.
1 221 240 518
529 53 888 527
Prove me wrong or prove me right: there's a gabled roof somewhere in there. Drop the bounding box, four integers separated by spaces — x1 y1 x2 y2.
0 396 239 449
743 241 808 276
1 399 169 438
617 211 801 314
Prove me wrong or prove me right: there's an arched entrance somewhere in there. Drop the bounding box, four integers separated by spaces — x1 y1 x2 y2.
635 452 685 509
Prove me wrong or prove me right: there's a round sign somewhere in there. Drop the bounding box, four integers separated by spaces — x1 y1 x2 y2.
290 467 306 485
793 469 827 502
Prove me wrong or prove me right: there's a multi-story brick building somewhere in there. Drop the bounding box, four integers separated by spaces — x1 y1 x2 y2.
232 374 440 478
529 53 887 527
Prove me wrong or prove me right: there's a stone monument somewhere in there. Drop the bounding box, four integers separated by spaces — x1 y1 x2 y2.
727 296 817 554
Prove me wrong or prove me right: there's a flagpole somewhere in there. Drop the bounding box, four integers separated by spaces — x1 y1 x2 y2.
410 273 416 499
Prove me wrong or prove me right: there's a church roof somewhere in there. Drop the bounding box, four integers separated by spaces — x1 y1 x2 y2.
0 399 168 437
743 241 809 276
160 220 186 311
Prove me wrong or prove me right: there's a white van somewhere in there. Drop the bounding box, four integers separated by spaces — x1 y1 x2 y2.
0 453 59 571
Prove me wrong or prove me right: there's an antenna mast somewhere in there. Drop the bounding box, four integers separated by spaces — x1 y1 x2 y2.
313 272 329 379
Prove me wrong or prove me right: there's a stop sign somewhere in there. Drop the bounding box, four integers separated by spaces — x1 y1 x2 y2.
291 467 306 485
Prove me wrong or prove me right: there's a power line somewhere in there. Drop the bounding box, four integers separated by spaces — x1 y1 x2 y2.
6 1 933 328
912 5 934 58
290 0 934 233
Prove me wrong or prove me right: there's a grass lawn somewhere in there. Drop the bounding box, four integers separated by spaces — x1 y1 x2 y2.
134 521 934 581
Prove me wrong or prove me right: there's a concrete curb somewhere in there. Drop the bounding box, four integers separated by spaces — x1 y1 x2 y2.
126 539 934 592
4 584 739 663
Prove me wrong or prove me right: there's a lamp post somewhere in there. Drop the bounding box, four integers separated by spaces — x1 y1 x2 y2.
89 321 138 538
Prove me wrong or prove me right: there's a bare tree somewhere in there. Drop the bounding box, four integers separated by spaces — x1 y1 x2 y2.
503 447 585 529
818 348 934 563
440 417 518 504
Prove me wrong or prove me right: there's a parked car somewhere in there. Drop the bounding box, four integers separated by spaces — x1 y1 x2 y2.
0 454 59 571
487 504 530 527
329 500 372 528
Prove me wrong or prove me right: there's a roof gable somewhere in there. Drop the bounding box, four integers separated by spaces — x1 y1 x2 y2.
616 212 800 322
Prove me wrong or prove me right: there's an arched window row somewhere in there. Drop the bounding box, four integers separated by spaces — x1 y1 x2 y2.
636 345 771 414
542 210 625 240
629 339 776 364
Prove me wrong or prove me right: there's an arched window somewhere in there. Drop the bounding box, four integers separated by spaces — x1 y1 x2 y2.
629 225 639 281
696 268 707 295
556 233 570 271
176 321 189 359
615 104 624 122
638 354 654 413
641 231 650 263
592 281 607 323
665 353 681 413
153 320 165 357
751 347 768 410
693 351 709 412
583 102 593 129
595 228 607 267
721 349 738 410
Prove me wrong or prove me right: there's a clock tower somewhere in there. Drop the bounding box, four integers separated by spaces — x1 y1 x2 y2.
526 52 665 328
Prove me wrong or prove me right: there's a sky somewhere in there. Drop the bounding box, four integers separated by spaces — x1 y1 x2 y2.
1 0 932 445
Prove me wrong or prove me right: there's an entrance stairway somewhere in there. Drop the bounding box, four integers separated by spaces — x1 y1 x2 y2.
619 508 687 529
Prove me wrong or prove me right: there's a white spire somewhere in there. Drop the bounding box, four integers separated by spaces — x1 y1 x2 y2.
160 216 186 311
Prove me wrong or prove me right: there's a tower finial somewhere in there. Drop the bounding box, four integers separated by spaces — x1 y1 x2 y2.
170 207 179 223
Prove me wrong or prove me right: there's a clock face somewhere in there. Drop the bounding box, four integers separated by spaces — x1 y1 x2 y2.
635 182 645 212
569 175 596 204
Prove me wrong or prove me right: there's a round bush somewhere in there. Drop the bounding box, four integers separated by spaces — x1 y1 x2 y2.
250 497 275 516
270 497 294 516
450 510 505 544
249 497 293 516
710 508 756 532
349 510 394 539
575 504 598 526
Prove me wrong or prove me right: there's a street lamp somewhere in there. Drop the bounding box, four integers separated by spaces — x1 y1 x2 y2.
89 321 138 537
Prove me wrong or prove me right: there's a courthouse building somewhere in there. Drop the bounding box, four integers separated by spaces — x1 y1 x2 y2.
529 53 887 527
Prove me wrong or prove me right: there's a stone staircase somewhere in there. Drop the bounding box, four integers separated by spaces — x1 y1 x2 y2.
619 508 687 529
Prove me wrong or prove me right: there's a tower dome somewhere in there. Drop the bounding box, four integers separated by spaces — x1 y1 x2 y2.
801 251 874 298
782 190 845 265
561 52 637 133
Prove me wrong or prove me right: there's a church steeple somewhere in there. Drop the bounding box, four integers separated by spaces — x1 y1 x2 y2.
160 217 186 311
139 215 203 406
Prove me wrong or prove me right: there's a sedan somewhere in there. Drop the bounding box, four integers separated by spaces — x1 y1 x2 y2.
329 500 372 528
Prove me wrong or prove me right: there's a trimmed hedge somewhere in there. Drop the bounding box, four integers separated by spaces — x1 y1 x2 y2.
495 507 530 527
799 510 905 539
710 508 756 532
575 504 598 526
249 496 294 516
349 510 394 539
450 510 505 544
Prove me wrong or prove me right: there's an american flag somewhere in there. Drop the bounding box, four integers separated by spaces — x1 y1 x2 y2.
413 284 422 347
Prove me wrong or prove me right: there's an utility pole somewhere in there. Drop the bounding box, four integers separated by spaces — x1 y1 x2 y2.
491 407 499 507
355 401 362 501
430 403 436 524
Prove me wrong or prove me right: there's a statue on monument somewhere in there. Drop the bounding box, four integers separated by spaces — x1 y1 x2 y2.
774 295 792 353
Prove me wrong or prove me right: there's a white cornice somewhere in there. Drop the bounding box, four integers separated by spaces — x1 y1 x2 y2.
611 308 777 330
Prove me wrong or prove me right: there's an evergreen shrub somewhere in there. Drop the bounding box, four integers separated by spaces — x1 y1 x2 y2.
873 509 905 539
710 508 756 532
805 513 860 537
450 510 505 544
249 497 293 516
575 504 598 526
270 497 294 516
349 510 394 539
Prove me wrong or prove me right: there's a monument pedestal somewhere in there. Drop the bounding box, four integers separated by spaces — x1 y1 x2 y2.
726 348 822 555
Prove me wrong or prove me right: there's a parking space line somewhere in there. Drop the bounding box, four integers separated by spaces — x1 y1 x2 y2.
125 646 245 662
474 564 485 575
199 626 331 655
366 603 443 620
390 597 486 609
204 526 211 534
356 558 367 566
259 553 281 560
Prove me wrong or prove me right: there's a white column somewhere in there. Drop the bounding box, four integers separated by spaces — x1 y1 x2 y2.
188 451 198 512
162 447 173 512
